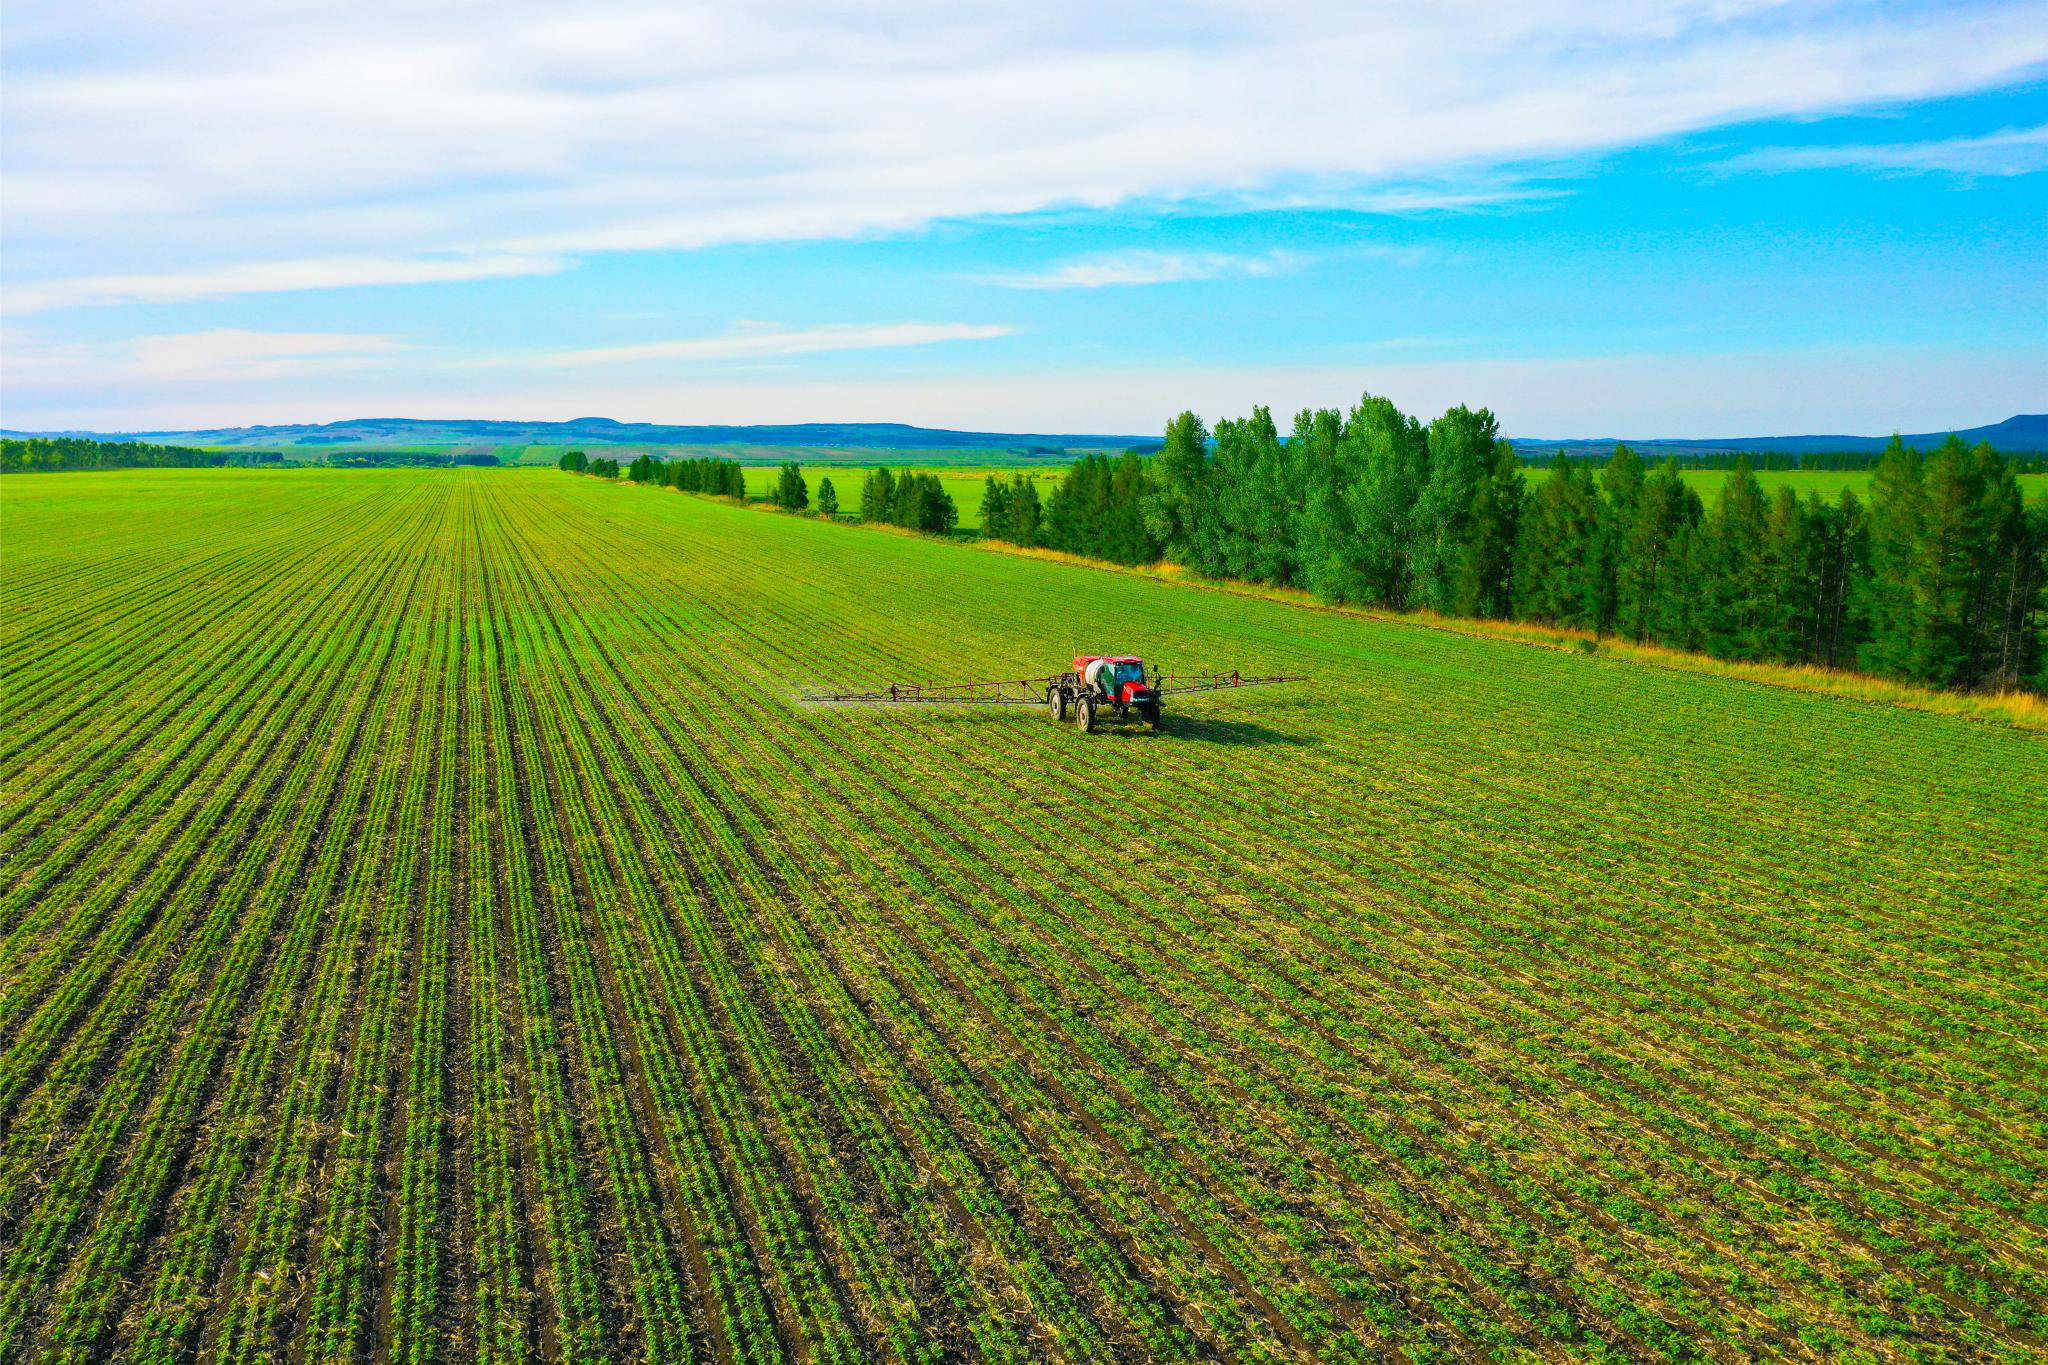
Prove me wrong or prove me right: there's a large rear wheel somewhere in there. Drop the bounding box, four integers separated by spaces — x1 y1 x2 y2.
1074 695 1096 733
1144 702 1163 731
1047 687 1069 722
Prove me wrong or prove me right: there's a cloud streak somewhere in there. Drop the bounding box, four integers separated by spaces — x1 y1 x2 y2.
1719 121 2048 177
2 253 568 316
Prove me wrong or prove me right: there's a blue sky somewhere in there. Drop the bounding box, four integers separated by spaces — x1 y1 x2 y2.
2 1 2044 437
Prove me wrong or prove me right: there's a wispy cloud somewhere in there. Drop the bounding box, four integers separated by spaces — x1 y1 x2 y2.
972 249 1302 290
1718 121 2048 177
1 252 568 316
530 322 1015 368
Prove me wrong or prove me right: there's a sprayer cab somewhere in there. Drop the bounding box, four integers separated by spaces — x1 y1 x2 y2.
1074 656 1156 706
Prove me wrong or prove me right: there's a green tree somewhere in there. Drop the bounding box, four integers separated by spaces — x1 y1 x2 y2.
859 467 896 522
1289 407 1350 598
1106 452 1158 565
1454 441 1524 619
1583 444 1644 633
1413 406 1498 614
1903 438 2030 689
1811 490 1869 669
1854 436 1924 678
981 476 1013 542
1344 396 1430 609
1142 411 1210 563
1616 459 1701 643
1511 455 1598 626
1044 456 1099 554
913 475 958 534
1695 457 1771 660
2022 501 2048 691
1007 475 1043 547
774 462 809 510
816 477 838 516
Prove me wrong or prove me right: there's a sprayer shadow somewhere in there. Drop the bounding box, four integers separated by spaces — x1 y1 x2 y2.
1114 716 1318 747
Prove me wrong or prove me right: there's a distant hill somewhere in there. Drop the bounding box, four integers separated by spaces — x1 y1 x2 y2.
0 417 1156 453
1512 414 2048 457
6 413 2042 456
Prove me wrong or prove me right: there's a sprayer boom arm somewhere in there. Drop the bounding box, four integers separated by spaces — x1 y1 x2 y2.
800 678 1049 705
1152 671 1307 696
802 669 1304 706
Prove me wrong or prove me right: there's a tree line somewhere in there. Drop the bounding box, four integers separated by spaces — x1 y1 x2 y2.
561 449 750 497
0 438 528 472
995 399 2045 693
560 451 621 478
856 467 959 535
0 437 266 473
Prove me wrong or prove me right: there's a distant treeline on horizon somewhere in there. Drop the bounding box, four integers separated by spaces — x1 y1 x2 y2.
0 437 502 473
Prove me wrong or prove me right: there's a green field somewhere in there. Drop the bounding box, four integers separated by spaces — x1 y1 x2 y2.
1673 466 2048 502
3 468 2044 1361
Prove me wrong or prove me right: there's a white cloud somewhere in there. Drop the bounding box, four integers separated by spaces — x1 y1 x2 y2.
1719 121 2048 177
4 1 2045 311
972 249 1301 290
529 321 1014 367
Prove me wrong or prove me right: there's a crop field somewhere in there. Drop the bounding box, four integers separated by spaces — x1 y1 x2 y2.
2 467 2045 1363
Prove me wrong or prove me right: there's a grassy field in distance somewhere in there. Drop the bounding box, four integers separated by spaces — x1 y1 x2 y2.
1677 466 2048 501
3 466 2043 1361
